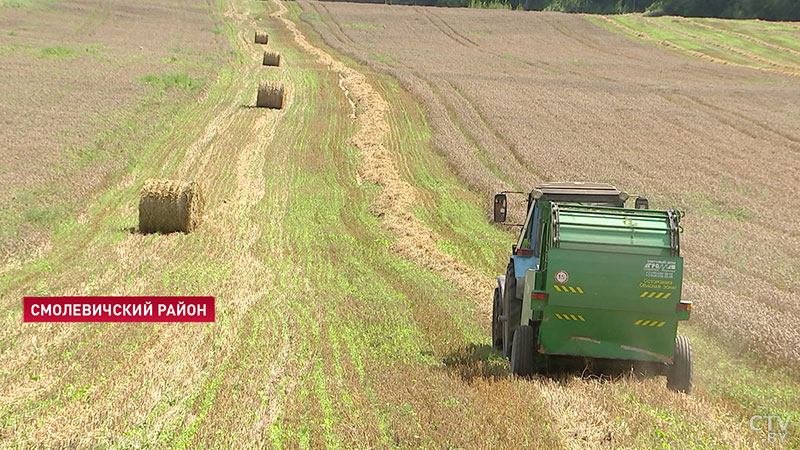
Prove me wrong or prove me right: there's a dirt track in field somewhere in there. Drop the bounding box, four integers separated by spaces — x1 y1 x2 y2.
272 0 495 308
300 1 800 366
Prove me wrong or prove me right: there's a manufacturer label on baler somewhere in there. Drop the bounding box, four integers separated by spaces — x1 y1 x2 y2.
643 260 676 279
639 279 677 290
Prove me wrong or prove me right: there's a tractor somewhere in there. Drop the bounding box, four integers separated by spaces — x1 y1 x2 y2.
492 182 693 393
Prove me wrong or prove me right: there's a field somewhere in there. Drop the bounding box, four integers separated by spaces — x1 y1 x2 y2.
0 0 226 261
1 0 799 447
301 0 800 362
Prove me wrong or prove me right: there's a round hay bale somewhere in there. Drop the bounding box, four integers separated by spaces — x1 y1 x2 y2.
262 50 281 67
256 81 284 109
254 31 268 44
138 179 204 234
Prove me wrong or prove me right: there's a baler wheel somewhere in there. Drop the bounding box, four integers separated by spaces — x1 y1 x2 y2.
667 335 693 394
510 325 536 377
492 288 503 350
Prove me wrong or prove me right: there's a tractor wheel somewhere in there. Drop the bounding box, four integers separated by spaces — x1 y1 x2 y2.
667 335 693 394
510 325 536 377
492 288 503 350
502 261 521 358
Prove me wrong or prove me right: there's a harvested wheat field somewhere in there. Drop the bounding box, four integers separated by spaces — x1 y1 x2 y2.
1 0 798 447
0 0 226 263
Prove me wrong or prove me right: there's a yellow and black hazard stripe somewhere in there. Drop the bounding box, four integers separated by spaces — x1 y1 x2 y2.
640 291 672 299
634 319 666 327
554 313 585 321
553 285 584 294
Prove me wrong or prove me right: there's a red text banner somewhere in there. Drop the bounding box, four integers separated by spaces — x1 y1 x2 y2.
23 296 215 323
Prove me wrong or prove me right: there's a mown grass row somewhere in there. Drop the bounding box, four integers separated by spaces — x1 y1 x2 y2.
594 14 800 74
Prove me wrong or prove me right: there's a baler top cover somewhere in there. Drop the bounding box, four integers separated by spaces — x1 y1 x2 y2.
552 204 681 257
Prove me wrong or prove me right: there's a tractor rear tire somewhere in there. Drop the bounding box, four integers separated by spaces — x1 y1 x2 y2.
502 261 521 358
492 288 503 350
667 335 692 394
510 325 536 377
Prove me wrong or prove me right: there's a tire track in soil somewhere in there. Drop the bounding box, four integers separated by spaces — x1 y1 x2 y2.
302 4 579 196
401 68 510 195
679 93 800 153
426 75 538 190
301 3 511 202
419 75 517 190
305 3 521 195
541 13 643 64
444 78 548 183
414 7 474 49
306 2 356 63
426 9 480 48
317 3 359 48
271 0 495 311
644 91 798 201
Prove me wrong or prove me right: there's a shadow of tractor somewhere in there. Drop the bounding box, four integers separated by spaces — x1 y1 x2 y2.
442 343 663 385
441 343 510 382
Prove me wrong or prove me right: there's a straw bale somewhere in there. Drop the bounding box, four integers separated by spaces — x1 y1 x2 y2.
138 179 204 234
256 81 284 109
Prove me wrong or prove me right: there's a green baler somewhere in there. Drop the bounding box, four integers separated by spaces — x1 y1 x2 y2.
492 182 693 393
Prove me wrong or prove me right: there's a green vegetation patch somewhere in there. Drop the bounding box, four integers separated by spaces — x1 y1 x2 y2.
0 184 72 248
653 17 800 67
138 72 203 92
299 12 321 23
0 42 31 57
344 22 385 30
607 16 773 68
1 0 56 9
568 57 591 66
371 54 398 64
39 46 77 59
468 0 514 9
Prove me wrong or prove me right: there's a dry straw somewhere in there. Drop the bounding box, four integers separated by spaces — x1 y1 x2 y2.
256 81 284 109
262 50 281 66
138 179 204 234
255 31 268 44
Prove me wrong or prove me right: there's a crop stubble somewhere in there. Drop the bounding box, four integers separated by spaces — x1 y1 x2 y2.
300 2 800 366
0 0 289 443
0 0 795 446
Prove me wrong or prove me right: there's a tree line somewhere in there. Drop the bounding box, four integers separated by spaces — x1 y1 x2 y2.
333 0 800 20
542 0 799 20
